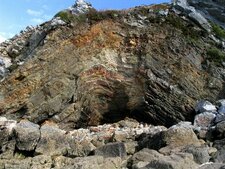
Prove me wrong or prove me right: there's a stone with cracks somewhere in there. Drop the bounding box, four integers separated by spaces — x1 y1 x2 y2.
14 120 40 151
194 112 216 129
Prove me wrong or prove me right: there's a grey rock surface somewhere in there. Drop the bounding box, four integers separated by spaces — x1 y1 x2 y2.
195 100 217 114
184 145 210 164
172 0 211 32
14 120 40 151
94 142 127 159
188 0 225 30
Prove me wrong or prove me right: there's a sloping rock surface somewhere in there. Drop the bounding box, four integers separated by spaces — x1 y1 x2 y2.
0 2 225 130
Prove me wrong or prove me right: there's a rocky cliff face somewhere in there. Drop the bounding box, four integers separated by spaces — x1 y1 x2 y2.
188 0 225 29
1 1 225 129
0 0 225 168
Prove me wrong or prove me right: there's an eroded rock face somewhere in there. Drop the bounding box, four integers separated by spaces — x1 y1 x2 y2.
172 0 211 32
188 0 225 29
0 4 225 129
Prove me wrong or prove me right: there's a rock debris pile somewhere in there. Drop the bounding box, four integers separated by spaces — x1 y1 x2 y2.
0 113 225 169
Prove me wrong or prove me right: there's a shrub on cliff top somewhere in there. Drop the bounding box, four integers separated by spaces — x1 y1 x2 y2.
207 47 225 65
55 11 76 23
211 23 225 39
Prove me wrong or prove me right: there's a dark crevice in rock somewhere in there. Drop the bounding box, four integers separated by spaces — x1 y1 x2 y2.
12 106 28 119
14 146 35 158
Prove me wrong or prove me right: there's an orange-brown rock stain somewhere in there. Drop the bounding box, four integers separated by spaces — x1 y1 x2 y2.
71 20 123 49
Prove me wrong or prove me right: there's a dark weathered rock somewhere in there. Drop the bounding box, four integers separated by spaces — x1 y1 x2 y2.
212 139 225 163
215 121 225 139
94 142 127 159
183 145 210 164
14 120 40 151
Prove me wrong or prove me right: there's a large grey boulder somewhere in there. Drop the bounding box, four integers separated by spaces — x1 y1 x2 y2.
131 149 198 169
184 145 210 164
212 138 225 163
13 120 40 151
144 153 198 169
195 100 217 114
138 124 200 151
215 121 225 138
35 123 73 156
131 148 163 168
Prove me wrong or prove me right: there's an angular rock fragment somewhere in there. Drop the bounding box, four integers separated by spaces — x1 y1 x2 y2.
14 120 40 151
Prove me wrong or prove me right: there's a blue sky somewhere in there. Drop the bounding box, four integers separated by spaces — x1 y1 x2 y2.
0 0 169 42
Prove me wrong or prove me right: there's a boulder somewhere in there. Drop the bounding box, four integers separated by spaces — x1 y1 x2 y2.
131 149 198 169
194 112 216 129
214 113 225 124
212 138 225 163
195 101 217 114
138 124 200 152
94 142 127 159
131 148 163 168
35 123 75 156
215 121 225 138
163 124 201 148
183 145 210 164
54 155 123 169
14 120 40 151
144 153 198 169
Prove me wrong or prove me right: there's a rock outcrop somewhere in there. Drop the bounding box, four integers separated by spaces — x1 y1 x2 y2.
172 0 211 32
188 0 225 30
1 0 225 168
69 0 93 15
1 2 225 130
0 116 214 169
